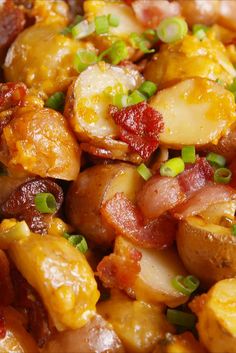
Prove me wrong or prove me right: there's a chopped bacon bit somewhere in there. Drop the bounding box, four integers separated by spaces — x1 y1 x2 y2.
0 250 14 306
0 82 27 113
0 310 6 339
109 102 164 160
223 37 236 46
178 158 214 195
101 193 176 248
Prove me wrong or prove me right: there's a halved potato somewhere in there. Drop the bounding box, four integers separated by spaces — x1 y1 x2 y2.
115 237 188 307
98 290 174 353
150 78 236 148
193 278 236 353
144 34 236 88
64 62 143 162
177 216 236 287
66 163 144 248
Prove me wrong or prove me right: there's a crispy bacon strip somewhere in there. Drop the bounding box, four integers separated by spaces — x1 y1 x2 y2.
0 82 27 113
101 193 176 248
109 102 164 160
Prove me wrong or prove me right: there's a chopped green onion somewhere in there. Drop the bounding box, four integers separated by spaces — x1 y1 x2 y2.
65 233 88 253
157 17 188 44
192 24 209 40
138 81 157 98
181 146 196 164
34 193 57 214
63 232 71 240
60 15 83 35
98 40 129 65
143 29 159 43
137 163 152 181
171 275 199 296
128 90 146 105
112 94 129 108
206 152 226 168
76 236 88 253
231 224 236 236
184 275 200 291
108 14 120 27
160 157 185 177
45 92 65 111
74 50 97 72
130 32 155 54
166 309 196 329
71 20 95 39
95 15 109 34
214 167 232 184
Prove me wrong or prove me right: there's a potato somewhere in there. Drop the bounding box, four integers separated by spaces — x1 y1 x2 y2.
0 306 39 353
0 106 80 180
144 34 236 88
4 22 94 98
98 290 174 353
9 234 100 331
199 201 236 225
153 332 207 353
193 278 236 353
218 0 236 31
64 62 143 162
66 163 144 247
43 314 125 353
115 237 188 307
29 0 69 25
150 78 236 148
178 0 219 27
177 216 236 287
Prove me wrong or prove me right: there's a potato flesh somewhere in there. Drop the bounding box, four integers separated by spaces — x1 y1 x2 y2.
153 332 207 353
199 201 236 225
197 279 236 353
150 78 236 148
70 62 143 140
98 291 174 353
9 235 100 331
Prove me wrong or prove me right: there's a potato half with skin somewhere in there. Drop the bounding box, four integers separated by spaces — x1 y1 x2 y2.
0 306 39 353
98 290 174 353
0 106 80 180
177 216 236 287
65 62 143 162
115 237 188 307
4 22 93 98
144 34 236 88
9 234 100 331
66 163 144 248
43 314 125 353
193 278 236 353
150 78 236 148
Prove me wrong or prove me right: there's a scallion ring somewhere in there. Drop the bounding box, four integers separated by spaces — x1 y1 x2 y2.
138 81 157 99
137 163 152 181
74 50 98 72
95 15 109 35
128 90 146 106
160 157 185 177
166 309 196 329
181 146 196 164
206 152 226 168
45 92 65 111
112 94 129 108
71 20 95 39
108 14 120 27
34 193 57 214
214 168 232 184
157 17 188 43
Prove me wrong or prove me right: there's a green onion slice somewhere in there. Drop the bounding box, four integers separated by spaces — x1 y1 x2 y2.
128 90 146 106
160 157 185 177
34 193 57 214
206 152 226 168
214 167 232 184
166 309 196 329
231 224 236 236
112 94 129 108
181 146 196 164
71 20 95 39
137 163 152 181
130 32 154 54
74 50 98 72
66 234 88 253
157 17 188 43
45 92 65 111
171 275 199 296
138 81 157 99
98 40 129 65
192 24 209 40
95 15 109 35
60 15 83 35
108 14 120 27
76 236 88 253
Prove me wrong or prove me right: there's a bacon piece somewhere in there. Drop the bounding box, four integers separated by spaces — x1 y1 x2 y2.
101 193 176 249
0 250 14 306
109 102 164 160
132 0 181 28
173 184 236 220
0 82 27 113
0 310 6 339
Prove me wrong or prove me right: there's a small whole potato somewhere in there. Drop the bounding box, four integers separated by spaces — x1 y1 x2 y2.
178 0 220 27
66 163 144 248
0 106 80 180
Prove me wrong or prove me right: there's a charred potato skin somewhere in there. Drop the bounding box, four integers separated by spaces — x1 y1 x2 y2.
177 216 236 287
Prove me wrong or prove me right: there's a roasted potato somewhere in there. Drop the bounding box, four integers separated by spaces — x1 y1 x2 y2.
153 332 207 353
178 0 219 27
98 290 174 353
4 22 94 98
192 278 236 353
66 163 144 247
9 234 100 331
29 0 70 25
0 306 39 353
115 237 188 307
177 216 236 287
43 314 125 353
150 78 236 148
65 62 143 162
0 106 80 180
144 34 236 88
